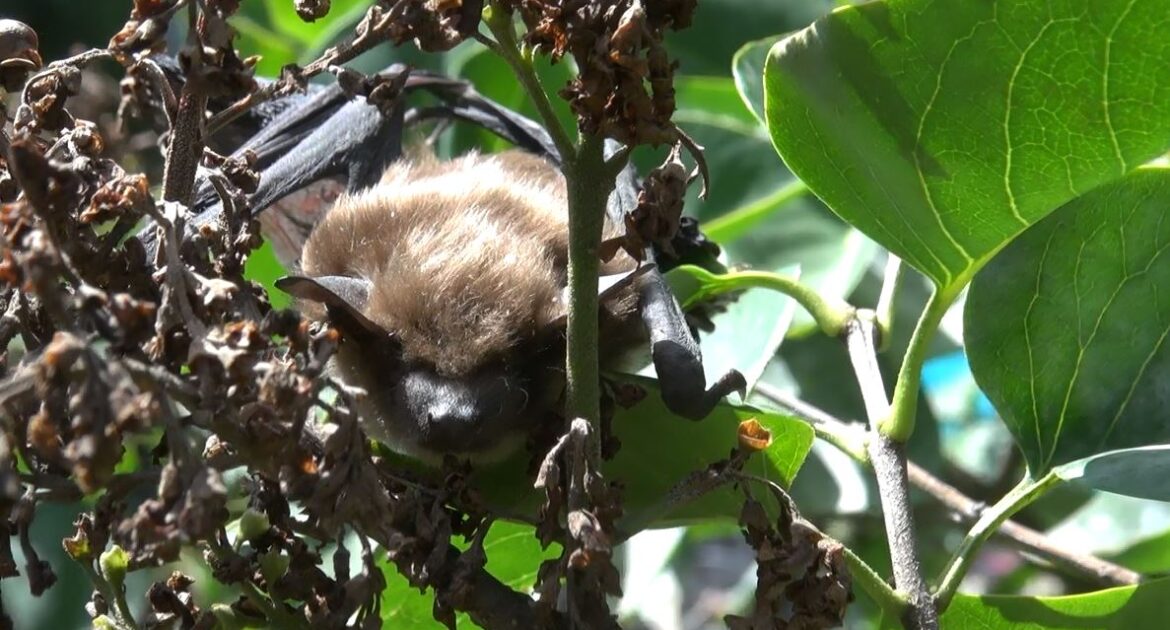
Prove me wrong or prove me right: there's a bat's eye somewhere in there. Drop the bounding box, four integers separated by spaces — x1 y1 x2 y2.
397 367 528 453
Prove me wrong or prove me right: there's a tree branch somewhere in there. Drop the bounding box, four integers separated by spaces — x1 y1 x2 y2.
844 312 938 630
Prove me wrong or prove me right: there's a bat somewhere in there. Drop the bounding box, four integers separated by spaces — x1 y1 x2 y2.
167 63 746 463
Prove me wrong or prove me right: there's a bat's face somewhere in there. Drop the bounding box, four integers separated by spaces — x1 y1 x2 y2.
327 330 558 462
279 150 626 463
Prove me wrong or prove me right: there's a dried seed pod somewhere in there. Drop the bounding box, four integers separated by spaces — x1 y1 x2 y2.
295 0 332 21
0 19 42 92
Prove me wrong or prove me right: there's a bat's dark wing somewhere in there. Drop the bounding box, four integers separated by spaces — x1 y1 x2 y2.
161 61 743 420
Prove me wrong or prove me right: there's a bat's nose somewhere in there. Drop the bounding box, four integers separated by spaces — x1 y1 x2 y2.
400 369 485 451
398 366 528 455
420 407 480 450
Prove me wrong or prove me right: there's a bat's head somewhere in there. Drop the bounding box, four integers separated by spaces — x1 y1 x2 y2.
274 151 647 463
276 274 563 462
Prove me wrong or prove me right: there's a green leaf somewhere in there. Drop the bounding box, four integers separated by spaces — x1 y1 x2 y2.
938 577 1170 629
1110 528 1170 574
764 0 1170 296
245 240 290 310
379 567 442 628
232 0 367 75
966 168 1170 477
732 35 783 125
1058 445 1170 502
481 521 561 589
609 382 812 527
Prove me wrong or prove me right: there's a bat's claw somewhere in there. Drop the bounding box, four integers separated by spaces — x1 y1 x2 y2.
711 369 747 401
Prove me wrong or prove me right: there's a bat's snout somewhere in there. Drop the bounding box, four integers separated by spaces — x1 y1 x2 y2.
398 367 528 454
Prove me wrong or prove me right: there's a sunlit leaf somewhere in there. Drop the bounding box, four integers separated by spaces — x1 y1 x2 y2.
765 0 1170 296
379 521 557 628
967 168 1170 476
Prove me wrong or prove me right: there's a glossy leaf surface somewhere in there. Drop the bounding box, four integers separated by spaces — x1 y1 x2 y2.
967 169 1170 476
765 0 1170 295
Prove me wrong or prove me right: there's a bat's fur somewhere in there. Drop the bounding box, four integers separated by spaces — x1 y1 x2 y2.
298 150 642 460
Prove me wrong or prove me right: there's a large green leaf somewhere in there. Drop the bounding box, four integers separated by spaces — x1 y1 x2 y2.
764 0 1170 296
966 168 1170 477
665 76 879 334
938 577 1170 629
1110 528 1170 574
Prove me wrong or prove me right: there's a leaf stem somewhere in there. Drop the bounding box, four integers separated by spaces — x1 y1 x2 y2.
842 543 910 620
686 268 854 336
883 288 952 441
875 254 903 351
483 2 576 160
703 178 808 243
80 562 138 630
935 470 1062 610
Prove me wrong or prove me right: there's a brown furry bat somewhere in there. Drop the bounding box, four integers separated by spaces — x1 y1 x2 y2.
279 150 648 462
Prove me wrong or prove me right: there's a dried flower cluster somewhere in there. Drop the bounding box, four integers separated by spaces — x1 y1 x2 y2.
507 0 694 146
728 497 853 629
0 1 552 626
1 1 847 628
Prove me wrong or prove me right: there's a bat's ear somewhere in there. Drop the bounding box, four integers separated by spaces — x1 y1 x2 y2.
275 275 386 340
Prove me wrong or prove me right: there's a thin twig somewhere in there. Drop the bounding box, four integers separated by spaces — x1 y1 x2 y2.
844 312 938 630
755 382 869 462
160 6 208 206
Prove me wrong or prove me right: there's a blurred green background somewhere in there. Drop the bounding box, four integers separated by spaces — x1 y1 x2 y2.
5 1 1168 629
